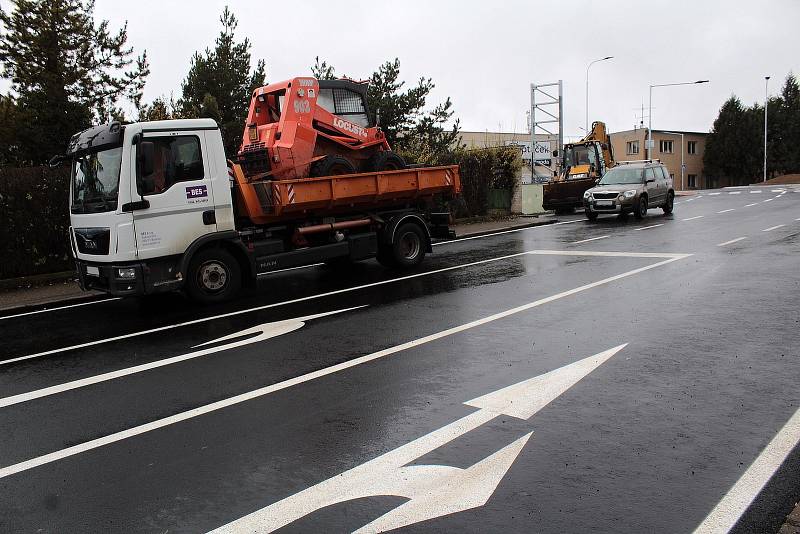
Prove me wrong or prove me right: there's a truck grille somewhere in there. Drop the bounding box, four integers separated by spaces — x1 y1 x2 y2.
73 227 110 255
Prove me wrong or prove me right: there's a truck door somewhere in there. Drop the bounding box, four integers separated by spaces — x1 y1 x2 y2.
130 131 218 260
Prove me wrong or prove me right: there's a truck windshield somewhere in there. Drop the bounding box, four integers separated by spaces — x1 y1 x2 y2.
71 146 123 214
598 167 644 185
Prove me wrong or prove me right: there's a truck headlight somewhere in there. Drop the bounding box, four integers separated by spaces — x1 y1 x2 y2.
117 267 136 279
623 190 636 199
583 190 592 199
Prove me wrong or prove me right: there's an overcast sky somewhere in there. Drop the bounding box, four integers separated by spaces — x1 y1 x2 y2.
1 0 797 139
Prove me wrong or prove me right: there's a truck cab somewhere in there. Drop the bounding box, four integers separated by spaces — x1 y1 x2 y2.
67 119 235 297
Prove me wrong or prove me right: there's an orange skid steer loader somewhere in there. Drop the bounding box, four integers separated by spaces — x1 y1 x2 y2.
237 77 405 181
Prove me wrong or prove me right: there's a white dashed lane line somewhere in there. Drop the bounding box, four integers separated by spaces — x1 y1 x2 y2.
762 225 785 232
744 203 758 207
751 190 763 194
717 209 735 214
635 224 664 231
708 192 721 196
717 237 747 247
728 191 741 195
683 216 705 221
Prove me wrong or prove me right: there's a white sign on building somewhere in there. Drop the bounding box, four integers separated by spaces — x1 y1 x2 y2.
504 140 551 164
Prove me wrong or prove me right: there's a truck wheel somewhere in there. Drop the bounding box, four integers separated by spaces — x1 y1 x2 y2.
585 210 598 221
388 222 427 268
368 151 406 172
311 155 356 177
634 196 648 220
662 192 674 214
186 248 241 303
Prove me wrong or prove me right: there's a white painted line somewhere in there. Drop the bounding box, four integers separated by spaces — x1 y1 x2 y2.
692 406 800 534
763 198 773 203
727 192 741 195
750 190 763 194
432 220 580 247
716 237 747 247
0 308 363 409
570 235 609 244
744 203 758 207
0 250 559 366
0 243 673 367
796 218 800 221
682 216 705 221
635 224 664 231
717 209 735 214
771 189 786 193
256 263 323 276
708 192 721 196
0 251 690 479
0 298 121 322
762 224 785 232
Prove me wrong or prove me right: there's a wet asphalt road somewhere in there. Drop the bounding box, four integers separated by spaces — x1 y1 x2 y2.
1 186 800 533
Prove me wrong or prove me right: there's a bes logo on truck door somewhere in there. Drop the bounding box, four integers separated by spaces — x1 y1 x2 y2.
186 185 209 204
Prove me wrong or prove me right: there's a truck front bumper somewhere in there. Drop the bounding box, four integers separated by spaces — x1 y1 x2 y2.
75 257 183 297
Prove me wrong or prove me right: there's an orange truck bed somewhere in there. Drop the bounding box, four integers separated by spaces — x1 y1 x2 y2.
232 165 461 225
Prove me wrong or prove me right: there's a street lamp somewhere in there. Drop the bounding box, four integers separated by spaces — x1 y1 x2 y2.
648 80 709 159
764 76 770 182
586 56 613 132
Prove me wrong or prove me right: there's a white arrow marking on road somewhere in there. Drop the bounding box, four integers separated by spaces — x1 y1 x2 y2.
0 307 363 409
209 344 627 533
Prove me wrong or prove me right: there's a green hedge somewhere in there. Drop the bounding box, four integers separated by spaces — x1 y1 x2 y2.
0 166 72 279
434 146 521 217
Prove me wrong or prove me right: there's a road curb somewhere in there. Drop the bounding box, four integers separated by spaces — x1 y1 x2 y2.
0 270 77 291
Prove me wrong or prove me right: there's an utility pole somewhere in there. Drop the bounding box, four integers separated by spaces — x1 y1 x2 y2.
764 76 770 183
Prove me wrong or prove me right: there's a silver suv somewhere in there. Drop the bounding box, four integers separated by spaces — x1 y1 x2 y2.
582 160 674 220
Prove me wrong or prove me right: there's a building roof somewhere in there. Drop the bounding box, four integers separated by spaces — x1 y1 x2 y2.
610 128 707 136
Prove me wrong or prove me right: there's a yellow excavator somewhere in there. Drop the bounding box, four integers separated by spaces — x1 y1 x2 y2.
543 121 615 213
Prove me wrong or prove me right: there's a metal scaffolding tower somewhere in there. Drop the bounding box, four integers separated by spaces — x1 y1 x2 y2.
530 80 563 177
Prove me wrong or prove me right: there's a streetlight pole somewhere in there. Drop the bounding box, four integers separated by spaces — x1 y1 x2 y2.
586 56 613 132
648 80 709 160
764 76 770 182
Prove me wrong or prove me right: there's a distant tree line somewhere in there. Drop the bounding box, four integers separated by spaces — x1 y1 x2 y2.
704 74 800 184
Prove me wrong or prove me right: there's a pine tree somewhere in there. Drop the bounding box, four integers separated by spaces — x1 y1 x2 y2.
773 73 800 175
180 6 266 156
0 0 149 163
311 57 337 80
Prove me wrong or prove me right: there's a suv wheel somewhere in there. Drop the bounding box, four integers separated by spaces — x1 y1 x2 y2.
585 210 598 221
662 192 674 214
634 196 648 220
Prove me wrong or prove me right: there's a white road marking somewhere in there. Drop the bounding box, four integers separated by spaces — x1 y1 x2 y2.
0 246 580 366
771 189 786 193
717 209 735 214
0 251 689 479
0 298 121 322
750 190 763 194
682 216 705 221
796 218 800 221
210 345 626 533
744 203 758 207
432 220 580 247
762 224 785 232
716 237 747 247
570 235 609 244
708 192 721 196
0 308 362 409
256 263 322 276
763 198 773 202
635 224 664 231
728 192 741 195
692 406 800 534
